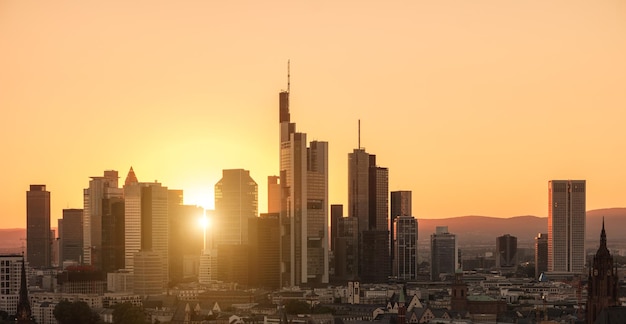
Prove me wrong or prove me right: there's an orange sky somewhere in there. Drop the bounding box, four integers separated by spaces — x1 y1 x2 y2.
1 1 626 229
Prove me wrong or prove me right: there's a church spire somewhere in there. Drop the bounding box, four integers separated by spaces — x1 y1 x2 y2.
15 256 33 323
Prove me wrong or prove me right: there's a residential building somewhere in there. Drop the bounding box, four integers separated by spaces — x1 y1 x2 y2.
0 255 26 315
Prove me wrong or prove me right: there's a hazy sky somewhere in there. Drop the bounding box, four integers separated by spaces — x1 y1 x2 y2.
1 1 625 229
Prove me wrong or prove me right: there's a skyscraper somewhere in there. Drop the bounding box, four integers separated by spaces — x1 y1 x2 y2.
124 168 169 287
348 147 389 282
278 66 329 286
26 185 51 268
430 226 458 281
390 191 412 274
393 216 418 280
83 170 122 268
58 208 83 265
267 176 281 214
548 180 586 273
495 234 517 271
535 233 548 278
168 190 204 285
214 169 258 245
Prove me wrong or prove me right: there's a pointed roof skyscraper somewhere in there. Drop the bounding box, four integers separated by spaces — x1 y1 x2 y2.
125 166 138 186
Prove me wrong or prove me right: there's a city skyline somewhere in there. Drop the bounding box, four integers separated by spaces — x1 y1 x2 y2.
2 1 626 229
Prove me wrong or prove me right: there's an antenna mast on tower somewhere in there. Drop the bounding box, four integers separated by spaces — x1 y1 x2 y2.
287 60 290 93
358 119 361 149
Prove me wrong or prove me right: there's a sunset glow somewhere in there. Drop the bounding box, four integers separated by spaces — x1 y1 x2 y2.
2 1 626 229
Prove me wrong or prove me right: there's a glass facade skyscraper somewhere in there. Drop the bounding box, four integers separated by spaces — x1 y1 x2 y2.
548 180 586 273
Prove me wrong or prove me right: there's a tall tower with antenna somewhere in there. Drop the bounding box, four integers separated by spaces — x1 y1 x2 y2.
348 121 390 282
278 61 329 287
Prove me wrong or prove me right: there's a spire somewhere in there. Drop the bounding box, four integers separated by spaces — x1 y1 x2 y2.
595 217 610 258
600 217 607 247
125 166 138 186
15 256 32 323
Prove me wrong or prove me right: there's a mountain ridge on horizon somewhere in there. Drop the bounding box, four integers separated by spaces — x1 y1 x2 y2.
1 208 625 250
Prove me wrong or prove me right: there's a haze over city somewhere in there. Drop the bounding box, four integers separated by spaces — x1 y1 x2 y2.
2 1 626 229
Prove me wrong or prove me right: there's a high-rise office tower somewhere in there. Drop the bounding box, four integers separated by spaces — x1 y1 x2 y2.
535 233 548 278
278 66 329 286
26 185 51 268
548 180 586 273
348 146 390 282
83 170 122 268
58 209 83 266
102 196 125 273
249 213 280 289
168 190 204 284
268 176 281 214
390 191 412 274
214 169 258 245
430 226 458 281
393 216 418 281
495 234 517 271
124 168 169 288
334 216 359 282
330 204 343 252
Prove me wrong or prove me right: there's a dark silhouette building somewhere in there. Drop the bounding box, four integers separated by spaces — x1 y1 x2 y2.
495 234 517 270
330 204 343 252
333 216 359 282
430 226 457 281
390 191 412 273
102 197 125 274
586 220 620 324
349 147 389 283
168 192 204 285
248 213 280 289
15 256 34 323
535 233 548 279
26 185 51 268
59 208 83 266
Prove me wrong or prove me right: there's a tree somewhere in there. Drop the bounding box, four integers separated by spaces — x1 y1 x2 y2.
54 300 101 324
112 302 147 324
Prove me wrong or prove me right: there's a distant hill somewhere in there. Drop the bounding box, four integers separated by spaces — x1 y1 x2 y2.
418 208 626 245
2 208 625 251
0 228 25 254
